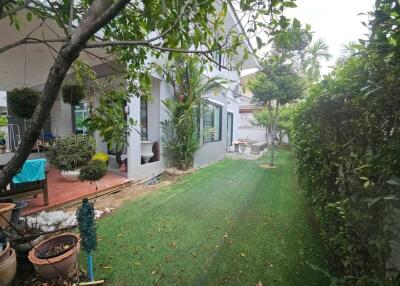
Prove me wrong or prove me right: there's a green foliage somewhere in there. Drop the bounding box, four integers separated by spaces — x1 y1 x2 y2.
292 1 400 283
0 115 7 127
7 88 40 119
84 90 135 152
79 160 108 182
77 198 97 253
61 84 86 105
303 39 332 83
161 56 223 170
48 135 96 171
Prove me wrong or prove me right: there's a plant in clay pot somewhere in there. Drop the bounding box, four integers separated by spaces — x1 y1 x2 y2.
28 233 80 280
61 84 86 106
47 135 95 182
0 203 15 228
7 87 40 119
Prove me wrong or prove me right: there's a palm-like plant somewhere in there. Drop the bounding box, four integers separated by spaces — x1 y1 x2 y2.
303 39 332 82
161 56 224 170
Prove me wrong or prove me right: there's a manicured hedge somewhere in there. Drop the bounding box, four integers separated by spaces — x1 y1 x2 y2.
292 47 400 286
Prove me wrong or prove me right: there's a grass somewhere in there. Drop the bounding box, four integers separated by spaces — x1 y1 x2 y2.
87 150 329 285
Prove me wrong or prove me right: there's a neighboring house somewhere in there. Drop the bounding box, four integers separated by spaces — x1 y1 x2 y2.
0 7 257 181
238 70 267 142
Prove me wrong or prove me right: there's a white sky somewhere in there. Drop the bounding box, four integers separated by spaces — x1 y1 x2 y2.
286 0 375 73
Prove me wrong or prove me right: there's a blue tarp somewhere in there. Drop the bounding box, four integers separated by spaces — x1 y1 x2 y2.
12 158 46 184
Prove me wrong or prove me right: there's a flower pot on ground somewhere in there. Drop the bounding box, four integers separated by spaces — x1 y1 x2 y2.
7 87 40 119
28 233 80 280
61 84 85 106
0 247 17 286
47 135 96 182
0 203 15 228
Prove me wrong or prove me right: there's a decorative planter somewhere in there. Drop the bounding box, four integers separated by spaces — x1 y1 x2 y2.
0 242 10 264
28 233 80 280
141 141 154 164
0 203 15 228
61 170 80 182
0 247 17 286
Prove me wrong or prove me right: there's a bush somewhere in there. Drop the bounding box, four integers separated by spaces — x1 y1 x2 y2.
62 84 85 105
79 160 107 182
8 88 40 119
48 135 96 171
292 56 400 285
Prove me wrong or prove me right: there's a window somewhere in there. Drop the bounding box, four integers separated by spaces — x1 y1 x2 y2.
74 102 90 135
203 102 222 143
140 97 148 140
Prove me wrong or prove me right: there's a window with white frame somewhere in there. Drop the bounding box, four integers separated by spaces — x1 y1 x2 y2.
203 102 222 143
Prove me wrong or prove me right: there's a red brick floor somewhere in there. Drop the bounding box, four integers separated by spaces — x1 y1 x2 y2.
22 167 130 215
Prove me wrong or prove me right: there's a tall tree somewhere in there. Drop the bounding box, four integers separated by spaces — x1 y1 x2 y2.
0 0 297 188
303 38 332 83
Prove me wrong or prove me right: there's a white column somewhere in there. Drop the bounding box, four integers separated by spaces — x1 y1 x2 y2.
127 95 141 180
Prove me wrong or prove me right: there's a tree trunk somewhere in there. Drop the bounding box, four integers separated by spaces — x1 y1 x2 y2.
0 0 130 189
269 102 279 166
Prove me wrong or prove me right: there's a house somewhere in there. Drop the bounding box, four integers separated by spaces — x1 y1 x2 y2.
238 69 266 142
0 6 258 183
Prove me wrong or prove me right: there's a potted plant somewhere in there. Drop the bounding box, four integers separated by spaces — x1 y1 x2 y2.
79 160 108 183
0 245 17 286
7 87 40 119
0 203 15 228
28 233 80 280
47 135 96 182
61 84 86 106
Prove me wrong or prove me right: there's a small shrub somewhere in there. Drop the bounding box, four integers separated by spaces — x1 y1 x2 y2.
48 135 95 171
62 84 85 105
8 88 40 119
79 160 107 182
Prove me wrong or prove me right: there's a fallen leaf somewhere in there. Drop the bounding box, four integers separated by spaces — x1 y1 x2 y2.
240 253 246 257
102 265 112 269
134 262 141 266
223 234 229 239
165 256 172 263
170 241 176 248
151 270 157 275
256 281 263 286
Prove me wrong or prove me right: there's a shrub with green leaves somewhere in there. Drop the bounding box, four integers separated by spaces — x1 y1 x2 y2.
48 135 96 171
62 84 86 105
8 87 40 119
291 1 400 283
79 160 107 182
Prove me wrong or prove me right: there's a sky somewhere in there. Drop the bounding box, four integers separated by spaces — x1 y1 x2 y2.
287 0 375 74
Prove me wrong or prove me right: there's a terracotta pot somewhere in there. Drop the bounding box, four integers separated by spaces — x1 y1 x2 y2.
0 242 10 264
0 248 17 286
15 235 44 272
0 203 15 228
28 233 80 280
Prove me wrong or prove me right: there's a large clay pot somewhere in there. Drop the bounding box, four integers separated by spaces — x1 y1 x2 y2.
0 203 15 228
60 170 80 182
0 242 10 263
141 141 154 164
0 247 17 286
28 233 80 280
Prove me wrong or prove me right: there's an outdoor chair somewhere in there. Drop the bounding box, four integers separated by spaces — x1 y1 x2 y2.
0 158 49 206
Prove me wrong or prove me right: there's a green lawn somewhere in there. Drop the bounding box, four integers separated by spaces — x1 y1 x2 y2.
90 150 328 285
